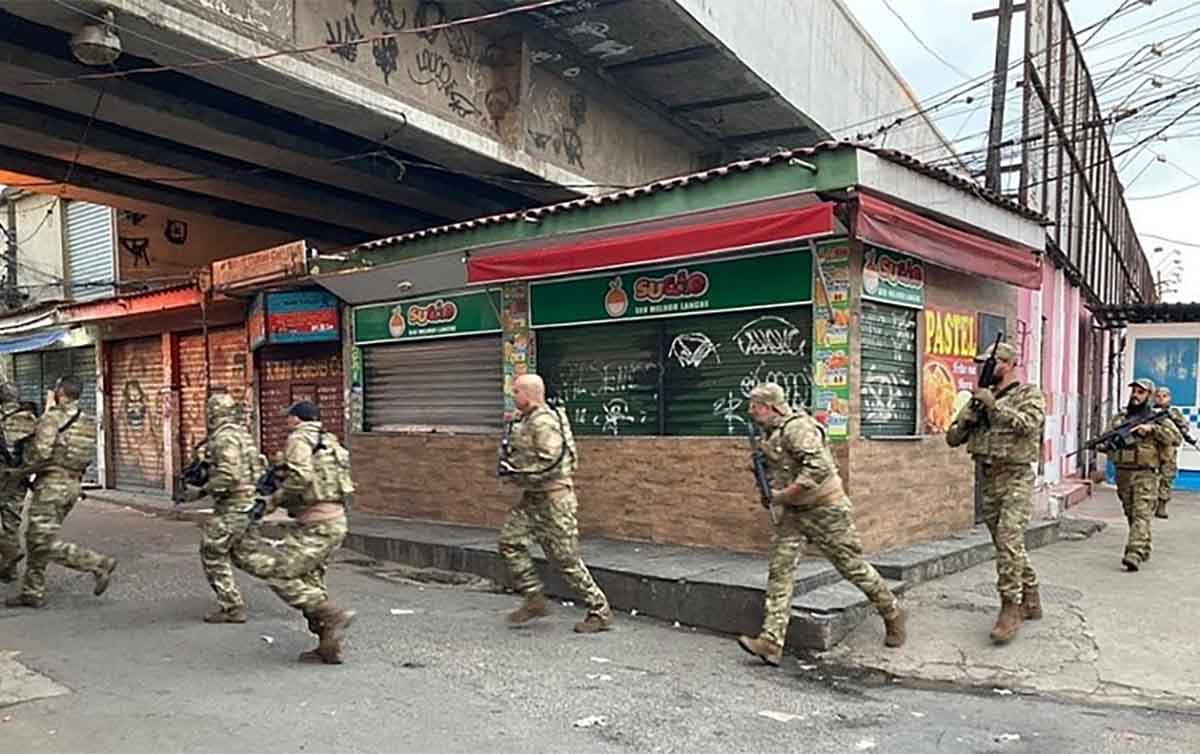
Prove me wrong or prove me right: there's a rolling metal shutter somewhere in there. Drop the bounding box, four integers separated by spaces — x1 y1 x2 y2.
258 344 344 459
65 201 115 301
363 335 502 432
11 347 99 482
13 352 42 406
109 337 164 491
179 327 250 455
860 302 919 437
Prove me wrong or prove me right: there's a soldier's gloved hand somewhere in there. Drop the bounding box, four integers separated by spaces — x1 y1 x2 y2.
1133 424 1153 437
973 388 996 410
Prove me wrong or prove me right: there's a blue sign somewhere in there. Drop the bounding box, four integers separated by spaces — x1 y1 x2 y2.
1133 337 1198 406
265 289 340 345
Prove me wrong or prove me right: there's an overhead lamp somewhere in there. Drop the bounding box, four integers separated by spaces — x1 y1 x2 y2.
70 9 122 67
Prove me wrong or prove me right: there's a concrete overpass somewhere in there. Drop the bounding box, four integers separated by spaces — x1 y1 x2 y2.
0 0 955 248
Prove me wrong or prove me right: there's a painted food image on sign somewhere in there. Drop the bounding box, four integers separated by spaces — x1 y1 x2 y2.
923 308 978 433
811 242 851 438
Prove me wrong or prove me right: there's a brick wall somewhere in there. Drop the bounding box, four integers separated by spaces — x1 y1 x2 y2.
351 432 851 554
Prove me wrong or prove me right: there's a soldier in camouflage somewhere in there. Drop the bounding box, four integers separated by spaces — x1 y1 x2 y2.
6 376 116 608
946 342 1045 645
1102 379 1181 571
0 383 36 582
1152 386 1193 520
232 400 355 664
195 391 263 624
737 382 904 666
498 373 613 634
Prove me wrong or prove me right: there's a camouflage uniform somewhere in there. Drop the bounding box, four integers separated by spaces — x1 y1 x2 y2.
498 404 611 622
946 381 1045 604
1103 399 1181 567
751 393 898 649
13 397 114 604
1155 405 1190 518
232 419 351 615
198 393 263 618
0 394 37 581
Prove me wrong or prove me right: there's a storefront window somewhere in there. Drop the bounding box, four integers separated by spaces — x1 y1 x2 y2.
860 301 918 437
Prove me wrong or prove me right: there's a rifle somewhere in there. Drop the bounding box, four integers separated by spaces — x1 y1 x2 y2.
748 422 779 525
497 416 514 477
250 461 285 521
967 332 1004 427
174 439 210 504
1068 407 1170 459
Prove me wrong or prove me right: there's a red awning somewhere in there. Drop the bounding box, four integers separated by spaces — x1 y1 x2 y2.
466 202 835 284
856 194 1041 290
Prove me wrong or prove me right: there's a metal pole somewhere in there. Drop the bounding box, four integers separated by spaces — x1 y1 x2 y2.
4 191 16 300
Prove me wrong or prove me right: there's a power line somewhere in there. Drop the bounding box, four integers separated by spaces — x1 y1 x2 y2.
878 0 973 80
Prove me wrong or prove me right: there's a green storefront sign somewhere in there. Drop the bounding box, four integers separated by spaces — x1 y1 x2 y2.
530 250 813 328
353 290 501 344
862 246 925 308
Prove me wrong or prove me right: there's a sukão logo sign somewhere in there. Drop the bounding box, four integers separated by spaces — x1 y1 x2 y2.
633 269 710 303
407 299 459 328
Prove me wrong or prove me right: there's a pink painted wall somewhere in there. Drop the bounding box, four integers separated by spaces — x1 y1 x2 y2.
1037 266 1083 486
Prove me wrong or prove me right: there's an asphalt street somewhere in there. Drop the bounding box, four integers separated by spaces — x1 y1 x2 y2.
1 502 1197 754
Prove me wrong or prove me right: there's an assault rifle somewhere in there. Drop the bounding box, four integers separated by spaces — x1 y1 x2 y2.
497 416 514 477
174 439 210 504
1068 407 1171 458
748 422 779 525
250 461 286 521
967 332 1004 427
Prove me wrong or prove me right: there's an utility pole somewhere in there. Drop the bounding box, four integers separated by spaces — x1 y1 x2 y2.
973 1 1022 193
2 189 16 307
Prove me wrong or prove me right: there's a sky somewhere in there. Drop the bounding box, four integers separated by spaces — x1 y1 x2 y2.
840 0 1199 303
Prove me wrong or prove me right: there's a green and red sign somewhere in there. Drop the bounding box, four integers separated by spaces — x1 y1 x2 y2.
862 246 925 308
530 250 813 328
353 290 501 344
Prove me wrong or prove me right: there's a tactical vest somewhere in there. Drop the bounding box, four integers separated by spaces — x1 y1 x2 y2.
305 430 354 503
760 411 844 506
48 404 96 473
966 383 1043 465
0 402 37 467
512 405 577 490
1110 410 1160 469
211 423 265 495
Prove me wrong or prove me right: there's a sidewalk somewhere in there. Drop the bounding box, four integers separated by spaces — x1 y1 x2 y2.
826 487 1200 711
85 487 1061 651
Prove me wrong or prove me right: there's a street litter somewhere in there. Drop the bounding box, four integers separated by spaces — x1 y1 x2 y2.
630 609 638 616
910 711 926 718
589 656 611 664
757 710 803 723
995 734 1021 743
573 715 607 728
260 635 274 645
561 601 576 607
992 688 1014 696
855 740 877 751
389 608 417 615
586 673 613 681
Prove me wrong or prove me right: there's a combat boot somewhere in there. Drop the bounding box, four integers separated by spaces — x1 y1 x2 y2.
882 606 907 648
0 552 23 583
300 602 356 665
737 634 783 666
574 609 613 634
989 598 1023 644
204 605 247 624
507 592 549 625
5 593 44 609
1021 586 1043 620
93 556 117 596
1155 503 1168 519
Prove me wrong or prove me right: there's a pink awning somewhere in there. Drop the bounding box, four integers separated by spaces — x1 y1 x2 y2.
856 194 1041 290
466 202 835 284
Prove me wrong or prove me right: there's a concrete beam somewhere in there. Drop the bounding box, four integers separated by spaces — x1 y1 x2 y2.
0 93 439 237
0 145 375 245
0 16 537 221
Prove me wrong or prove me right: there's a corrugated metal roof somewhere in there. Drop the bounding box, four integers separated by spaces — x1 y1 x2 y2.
1093 302 1200 328
352 141 1046 254
59 284 201 323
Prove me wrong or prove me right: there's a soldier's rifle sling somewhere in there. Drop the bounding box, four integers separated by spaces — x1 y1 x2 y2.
502 407 568 478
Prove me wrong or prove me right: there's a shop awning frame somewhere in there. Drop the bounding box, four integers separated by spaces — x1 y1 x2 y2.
854 192 1043 290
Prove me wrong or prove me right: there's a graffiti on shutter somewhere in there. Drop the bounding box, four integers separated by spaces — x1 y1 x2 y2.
109 337 164 490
